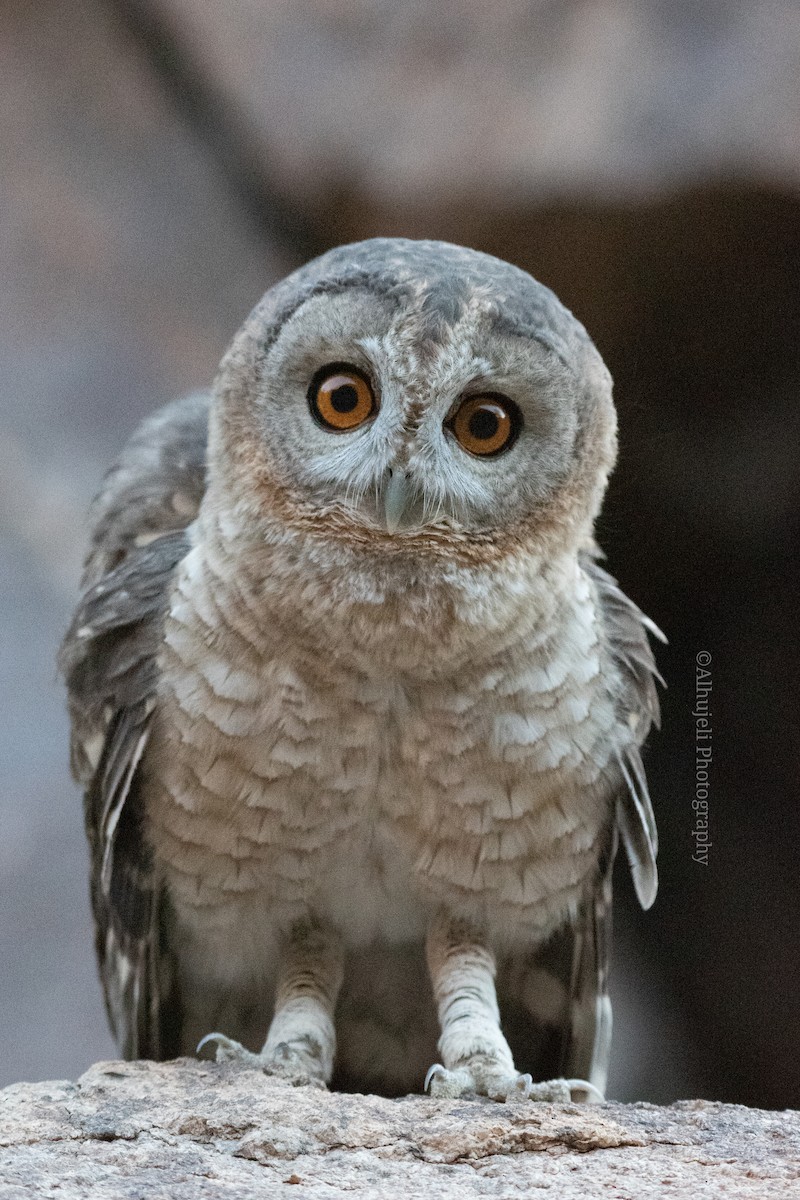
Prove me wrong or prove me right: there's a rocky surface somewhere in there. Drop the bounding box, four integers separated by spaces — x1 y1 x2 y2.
1 1059 798 1198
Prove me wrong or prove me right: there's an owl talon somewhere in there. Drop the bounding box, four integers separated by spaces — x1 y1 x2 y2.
196 1031 262 1066
564 1077 605 1103
424 1063 446 1093
424 1064 477 1098
424 1063 532 1101
261 1040 328 1088
424 1062 601 1104
525 1076 604 1103
485 1071 537 1102
197 1032 327 1086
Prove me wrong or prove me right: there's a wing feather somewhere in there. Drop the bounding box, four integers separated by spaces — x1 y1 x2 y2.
554 549 664 1091
60 393 209 1058
584 549 664 910
564 843 614 1094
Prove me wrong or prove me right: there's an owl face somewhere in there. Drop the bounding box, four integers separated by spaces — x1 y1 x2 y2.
213 240 617 557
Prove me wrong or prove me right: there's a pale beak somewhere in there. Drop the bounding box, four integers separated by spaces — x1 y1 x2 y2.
383 469 411 533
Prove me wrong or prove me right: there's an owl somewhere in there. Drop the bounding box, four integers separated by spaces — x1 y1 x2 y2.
61 238 663 1103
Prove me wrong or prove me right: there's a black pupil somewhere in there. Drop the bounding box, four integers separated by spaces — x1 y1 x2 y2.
330 383 359 413
469 406 500 440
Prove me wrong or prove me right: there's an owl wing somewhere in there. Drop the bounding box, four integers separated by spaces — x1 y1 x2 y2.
566 549 665 1090
585 548 665 911
59 394 210 1058
501 834 615 1096
504 550 664 1095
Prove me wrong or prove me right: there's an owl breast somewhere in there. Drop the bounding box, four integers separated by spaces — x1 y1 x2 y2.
145 539 618 970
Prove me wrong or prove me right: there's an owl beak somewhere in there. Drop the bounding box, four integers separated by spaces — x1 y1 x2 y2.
383 468 411 533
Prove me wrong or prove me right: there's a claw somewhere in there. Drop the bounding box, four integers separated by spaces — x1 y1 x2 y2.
196 1031 231 1056
424 1063 446 1093
196 1031 261 1066
564 1077 605 1103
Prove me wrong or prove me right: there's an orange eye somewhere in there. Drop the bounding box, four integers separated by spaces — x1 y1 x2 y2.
449 394 521 457
309 364 376 431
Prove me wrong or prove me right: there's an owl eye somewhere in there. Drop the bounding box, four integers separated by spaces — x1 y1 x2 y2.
309 364 376 431
448 394 521 457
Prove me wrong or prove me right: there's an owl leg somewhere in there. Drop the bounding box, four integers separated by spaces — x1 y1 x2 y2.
198 922 344 1087
424 912 596 1103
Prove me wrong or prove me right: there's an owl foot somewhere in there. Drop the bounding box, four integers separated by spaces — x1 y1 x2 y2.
196 1032 327 1088
424 1063 602 1103
197 1031 263 1066
259 1037 328 1088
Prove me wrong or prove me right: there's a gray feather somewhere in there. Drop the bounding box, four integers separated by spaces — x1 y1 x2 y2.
59 393 210 1058
515 552 664 1092
582 550 664 911
616 749 658 910
499 835 615 1098
562 838 615 1094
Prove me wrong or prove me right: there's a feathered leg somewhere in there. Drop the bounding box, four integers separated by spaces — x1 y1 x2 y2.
424 911 599 1102
199 922 343 1087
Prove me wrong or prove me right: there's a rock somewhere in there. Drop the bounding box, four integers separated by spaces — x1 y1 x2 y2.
1 1059 799 1198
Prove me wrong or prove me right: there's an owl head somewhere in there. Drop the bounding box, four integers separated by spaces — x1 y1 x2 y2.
207 239 617 566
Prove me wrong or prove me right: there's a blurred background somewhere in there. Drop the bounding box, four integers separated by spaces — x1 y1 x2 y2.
2 0 799 1107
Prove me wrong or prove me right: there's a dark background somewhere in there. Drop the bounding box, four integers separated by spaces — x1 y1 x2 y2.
1 0 798 1108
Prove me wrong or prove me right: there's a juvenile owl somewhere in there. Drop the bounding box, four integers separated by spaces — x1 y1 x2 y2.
61 238 662 1103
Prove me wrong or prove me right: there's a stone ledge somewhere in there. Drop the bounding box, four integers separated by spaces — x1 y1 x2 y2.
1 1059 798 1198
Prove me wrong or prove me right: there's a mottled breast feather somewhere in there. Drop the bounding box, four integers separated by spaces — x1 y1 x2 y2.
59 394 210 1058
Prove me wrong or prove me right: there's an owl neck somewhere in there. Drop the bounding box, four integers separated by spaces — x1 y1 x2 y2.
187 497 590 680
